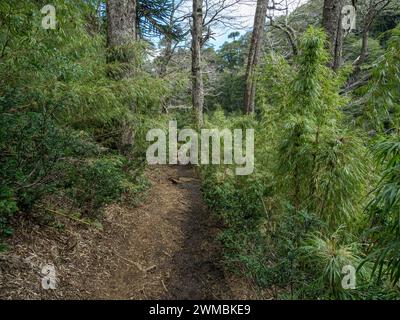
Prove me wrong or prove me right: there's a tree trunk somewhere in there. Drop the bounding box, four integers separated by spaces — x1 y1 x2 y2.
106 0 137 154
322 0 345 71
159 38 173 78
192 0 204 126
355 0 392 72
107 0 136 49
244 0 268 114
159 0 176 78
358 29 369 66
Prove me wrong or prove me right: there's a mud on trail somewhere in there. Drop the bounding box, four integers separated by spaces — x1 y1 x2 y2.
0 166 261 299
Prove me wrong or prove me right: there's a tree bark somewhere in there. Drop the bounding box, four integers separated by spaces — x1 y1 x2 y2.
106 0 137 154
107 0 136 49
358 29 369 66
322 0 345 71
192 0 204 126
244 0 268 114
159 38 173 78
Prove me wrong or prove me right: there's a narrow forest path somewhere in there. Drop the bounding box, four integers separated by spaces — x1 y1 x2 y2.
101 165 233 299
93 165 263 299
1 165 261 299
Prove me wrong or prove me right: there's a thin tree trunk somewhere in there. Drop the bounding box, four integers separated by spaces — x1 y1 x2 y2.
358 30 369 66
333 6 344 71
160 38 173 78
244 0 268 114
322 0 345 71
350 1 391 80
355 0 392 71
159 0 176 78
106 0 136 154
192 0 204 126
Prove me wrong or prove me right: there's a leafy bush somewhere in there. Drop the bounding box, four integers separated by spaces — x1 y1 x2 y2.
0 0 166 237
200 27 375 299
364 137 400 284
297 227 364 299
355 24 400 132
64 156 130 216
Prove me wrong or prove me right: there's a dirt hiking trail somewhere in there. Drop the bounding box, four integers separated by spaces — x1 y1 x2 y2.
103 165 235 299
1 166 262 299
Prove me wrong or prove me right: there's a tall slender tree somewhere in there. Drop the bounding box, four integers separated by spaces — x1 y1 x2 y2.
244 0 269 114
354 0 392 72
322 0 345 71
106 0 137 154
192 0 204 125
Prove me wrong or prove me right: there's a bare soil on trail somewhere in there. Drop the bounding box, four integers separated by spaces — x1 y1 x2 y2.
0 166 262 299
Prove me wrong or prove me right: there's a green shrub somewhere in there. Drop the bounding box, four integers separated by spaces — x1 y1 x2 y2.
0 0 163 236
60 154 149 218
200 27 373 299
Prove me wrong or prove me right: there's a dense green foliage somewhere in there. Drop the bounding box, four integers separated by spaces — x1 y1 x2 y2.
200 25 400 299
0 0 167 236
1 0 400 300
